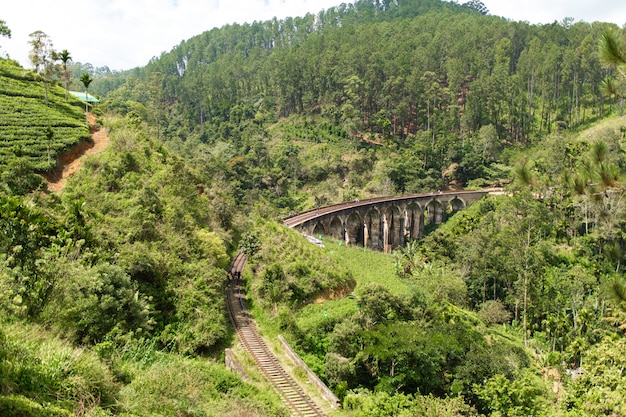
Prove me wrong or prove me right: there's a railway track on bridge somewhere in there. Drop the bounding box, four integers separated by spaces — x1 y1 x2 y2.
226 253 328 417
283 190 488 228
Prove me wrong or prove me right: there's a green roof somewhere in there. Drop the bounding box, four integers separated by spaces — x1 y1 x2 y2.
69 91 100 103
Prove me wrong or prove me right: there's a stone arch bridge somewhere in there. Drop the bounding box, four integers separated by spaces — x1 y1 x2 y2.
284 191 487 252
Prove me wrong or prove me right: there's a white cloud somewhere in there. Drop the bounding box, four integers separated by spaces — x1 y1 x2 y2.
2 0 626 71
481 0 626 26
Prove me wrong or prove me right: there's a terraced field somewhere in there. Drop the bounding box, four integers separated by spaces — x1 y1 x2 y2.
0 59 90 171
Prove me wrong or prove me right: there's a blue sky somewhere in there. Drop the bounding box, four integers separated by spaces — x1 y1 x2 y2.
2 0 626 71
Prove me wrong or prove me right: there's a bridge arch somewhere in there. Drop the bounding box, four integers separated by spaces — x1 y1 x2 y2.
384 206 403 252
425 199 444 225
364 208 382 250
329 217 343 240
448 196 465 214
312 222 325 237
346 212 364 246
406 203 423 240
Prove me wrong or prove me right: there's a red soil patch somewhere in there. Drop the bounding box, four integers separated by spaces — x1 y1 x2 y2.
43 113 109 193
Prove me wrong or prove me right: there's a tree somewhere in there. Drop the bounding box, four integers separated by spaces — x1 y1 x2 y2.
59 49 72 101
80 72 93 115
600 30 626 113
0 20 10 37
45 126 54 166
0 19 10 54
461 0 488 15
28 31 56 105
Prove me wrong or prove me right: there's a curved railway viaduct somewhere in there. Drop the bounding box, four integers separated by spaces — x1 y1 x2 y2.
284 190 487 252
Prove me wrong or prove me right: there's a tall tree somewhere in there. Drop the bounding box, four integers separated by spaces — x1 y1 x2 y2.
0 19 10 54
28 31 57 105
80 72 93 115
59 49 72 101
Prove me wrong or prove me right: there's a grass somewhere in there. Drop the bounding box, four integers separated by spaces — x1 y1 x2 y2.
0 320 287 417
322 238 411 295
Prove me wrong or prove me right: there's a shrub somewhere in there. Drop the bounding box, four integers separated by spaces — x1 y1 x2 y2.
478 300 512 325
0 395 72 417
42 262 150 344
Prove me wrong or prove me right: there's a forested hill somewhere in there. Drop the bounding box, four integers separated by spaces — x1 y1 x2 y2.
109 0 617 144
3 1 626 415
101 0 623 211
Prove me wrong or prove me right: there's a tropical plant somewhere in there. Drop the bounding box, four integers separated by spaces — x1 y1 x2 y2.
58 49 71 101
79 72 93 114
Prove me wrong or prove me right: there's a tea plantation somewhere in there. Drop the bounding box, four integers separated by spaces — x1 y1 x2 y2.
0 59 90 171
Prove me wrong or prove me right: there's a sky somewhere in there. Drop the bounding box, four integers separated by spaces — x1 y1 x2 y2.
2 0 626 72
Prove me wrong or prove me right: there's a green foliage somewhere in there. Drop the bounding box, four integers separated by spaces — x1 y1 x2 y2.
0 395 73 417
330 241 410 295
98 0 623 206
117 355 285 416
343 390 475 417
564 336 626 415
248 219 355 309
474 369 551 417
478 300 512 326
0 322 118 415
0 321 285 417
0 59 90 175
5 2 626 414
237 230 260 257
58 115 232 354
41 262 151 344
0 195 57 316
0 20 10 39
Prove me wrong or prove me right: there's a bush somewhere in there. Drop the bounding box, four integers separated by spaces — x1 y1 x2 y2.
42 262 150 344
478 300 511 325
0 395 72 417
118 355 283 417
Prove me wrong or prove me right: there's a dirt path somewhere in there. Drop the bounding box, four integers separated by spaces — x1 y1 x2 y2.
44 113 109 193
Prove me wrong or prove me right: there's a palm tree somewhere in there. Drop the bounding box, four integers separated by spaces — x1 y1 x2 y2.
59 49 72 101
79 73 93 115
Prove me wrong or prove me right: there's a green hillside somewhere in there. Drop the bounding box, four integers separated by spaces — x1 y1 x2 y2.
0 59 89 172
2 1 626 416
97 0 621 215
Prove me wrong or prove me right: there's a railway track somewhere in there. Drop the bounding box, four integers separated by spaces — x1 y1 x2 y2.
227 253 328 417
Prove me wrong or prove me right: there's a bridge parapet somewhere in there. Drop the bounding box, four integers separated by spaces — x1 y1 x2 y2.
285 191 487 252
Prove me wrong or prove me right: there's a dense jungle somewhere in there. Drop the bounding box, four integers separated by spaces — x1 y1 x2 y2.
1 0 626 416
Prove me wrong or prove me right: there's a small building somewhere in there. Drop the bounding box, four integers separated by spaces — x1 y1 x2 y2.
69 91 100 103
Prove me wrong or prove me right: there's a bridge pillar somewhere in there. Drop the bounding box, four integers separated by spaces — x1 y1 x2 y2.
364 223 369 248
383 214 389 253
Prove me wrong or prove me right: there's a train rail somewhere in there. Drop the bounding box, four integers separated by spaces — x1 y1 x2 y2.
227 253 327 417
